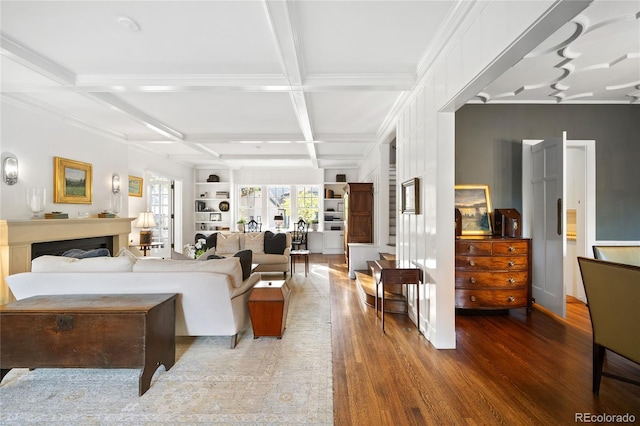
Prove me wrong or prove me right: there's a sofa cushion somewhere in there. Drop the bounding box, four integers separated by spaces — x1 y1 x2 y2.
243 232 265 254
117 247 140 261
233 249 253 280
62 248 111 258
216 233 240 255
253 253 288 265
132 257 244 289
31 255 135 272
264 231 286 254
171 250 192 260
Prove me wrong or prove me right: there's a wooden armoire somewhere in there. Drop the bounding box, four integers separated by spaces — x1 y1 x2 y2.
343 183 373 258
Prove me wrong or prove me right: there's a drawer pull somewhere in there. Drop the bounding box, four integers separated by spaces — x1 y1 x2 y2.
508 296 515 303
470 277 476 284
508 277 516 284
470 295 477 302
469 245 474 252
508 261 515 267
508 246 515 252
469 260 475 266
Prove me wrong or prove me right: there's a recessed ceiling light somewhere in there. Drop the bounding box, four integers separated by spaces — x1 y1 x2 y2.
117 17 140 32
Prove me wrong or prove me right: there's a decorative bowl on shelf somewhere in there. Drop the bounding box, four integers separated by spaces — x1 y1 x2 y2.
219 201 230 212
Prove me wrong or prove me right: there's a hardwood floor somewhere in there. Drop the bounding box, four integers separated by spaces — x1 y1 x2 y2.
316 254 640 425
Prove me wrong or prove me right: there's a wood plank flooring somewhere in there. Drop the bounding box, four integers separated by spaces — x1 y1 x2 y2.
316 254 640 425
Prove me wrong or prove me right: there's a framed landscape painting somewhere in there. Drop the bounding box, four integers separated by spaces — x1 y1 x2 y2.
128 176 143 197
454 184 493 235
53 157 92 204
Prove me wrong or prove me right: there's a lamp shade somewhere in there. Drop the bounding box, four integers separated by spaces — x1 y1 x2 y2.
136 211 157 228
274 215 284 221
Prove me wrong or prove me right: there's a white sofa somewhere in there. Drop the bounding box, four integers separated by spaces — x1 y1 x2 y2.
204 231 292 277
6 255 261 348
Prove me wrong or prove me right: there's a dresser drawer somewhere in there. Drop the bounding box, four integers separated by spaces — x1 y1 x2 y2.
492 241 529 255
455 241 492 256
455 271 529 288
455 289 529 309
455 256 529 271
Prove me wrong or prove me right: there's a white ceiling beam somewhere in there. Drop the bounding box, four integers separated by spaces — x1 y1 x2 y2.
264 0 317 169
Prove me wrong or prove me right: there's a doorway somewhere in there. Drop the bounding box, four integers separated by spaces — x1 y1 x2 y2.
147 173 183 258
522 133 595 317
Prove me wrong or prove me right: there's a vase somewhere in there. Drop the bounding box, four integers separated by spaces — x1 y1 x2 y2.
26 188 46 218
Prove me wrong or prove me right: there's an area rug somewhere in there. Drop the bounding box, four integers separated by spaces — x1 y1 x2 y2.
0 265 333 425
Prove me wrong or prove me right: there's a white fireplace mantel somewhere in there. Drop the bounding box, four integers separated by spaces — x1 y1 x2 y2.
0 217 135 304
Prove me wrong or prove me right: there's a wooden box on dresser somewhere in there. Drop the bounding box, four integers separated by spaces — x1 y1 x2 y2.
455 236 532 314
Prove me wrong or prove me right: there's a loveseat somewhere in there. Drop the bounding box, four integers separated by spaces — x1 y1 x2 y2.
6 255 261 348
195 231 292 278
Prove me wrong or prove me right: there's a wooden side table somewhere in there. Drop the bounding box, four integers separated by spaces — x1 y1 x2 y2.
290 249 310 276
248 280 291 339
374 259 422 334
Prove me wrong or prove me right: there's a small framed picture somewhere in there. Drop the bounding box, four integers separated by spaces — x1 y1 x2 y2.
128 176 143 197
210 213 222 222
337 202 344 212
401 177 420 214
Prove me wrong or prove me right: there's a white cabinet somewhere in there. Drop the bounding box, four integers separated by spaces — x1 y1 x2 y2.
194 169 231 236
323 231 344 254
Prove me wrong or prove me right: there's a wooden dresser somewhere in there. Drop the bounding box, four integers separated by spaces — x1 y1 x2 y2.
455 236 532 314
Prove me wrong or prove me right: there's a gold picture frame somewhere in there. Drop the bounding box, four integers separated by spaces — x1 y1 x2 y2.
53 157 92 204
401 177 420 214
454 184 493 235
128 176 143 197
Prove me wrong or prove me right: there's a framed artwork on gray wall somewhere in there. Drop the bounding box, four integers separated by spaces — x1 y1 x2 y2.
454 184 493 235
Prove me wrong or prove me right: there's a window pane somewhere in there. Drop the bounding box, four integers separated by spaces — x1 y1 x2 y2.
238 186 262 224
268 186 290 229
296 185 319 224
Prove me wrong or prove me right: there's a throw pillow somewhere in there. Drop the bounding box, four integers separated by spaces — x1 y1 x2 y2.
215 233 240 255
206 233 218 249
244 232 264 254
233 249 253 281
62 248 111 258
117 247 140 261
264 231 286 254
196 246 218 261
171 250 191 260
31 255 135 272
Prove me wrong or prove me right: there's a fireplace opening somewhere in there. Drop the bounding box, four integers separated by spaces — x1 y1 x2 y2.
31 236 114 260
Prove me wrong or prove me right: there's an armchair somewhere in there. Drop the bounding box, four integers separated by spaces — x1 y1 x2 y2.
577 257 640 394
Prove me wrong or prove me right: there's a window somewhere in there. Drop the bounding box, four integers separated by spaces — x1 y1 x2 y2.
268 186 290 229
238 186 262 224
237 184 320 230
296 185 319 224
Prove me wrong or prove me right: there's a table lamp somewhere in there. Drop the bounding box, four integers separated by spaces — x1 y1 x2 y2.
136 210 157 245
274 214 284 231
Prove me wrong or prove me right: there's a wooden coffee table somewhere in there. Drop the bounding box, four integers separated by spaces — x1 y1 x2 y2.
0 293 177 396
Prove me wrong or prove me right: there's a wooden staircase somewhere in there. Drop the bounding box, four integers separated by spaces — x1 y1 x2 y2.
354 252 407 313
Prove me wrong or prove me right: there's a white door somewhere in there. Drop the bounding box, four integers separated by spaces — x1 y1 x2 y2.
529 134 567 318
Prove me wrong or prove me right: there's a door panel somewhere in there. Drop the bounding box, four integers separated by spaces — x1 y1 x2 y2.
530 136 566 318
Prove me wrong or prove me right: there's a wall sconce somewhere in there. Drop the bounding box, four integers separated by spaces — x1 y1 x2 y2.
112 173 121 194
2 154 18 185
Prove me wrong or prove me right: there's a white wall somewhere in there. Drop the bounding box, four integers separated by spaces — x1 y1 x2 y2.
364 0 588 348
0 101 129 219
0 100 194 251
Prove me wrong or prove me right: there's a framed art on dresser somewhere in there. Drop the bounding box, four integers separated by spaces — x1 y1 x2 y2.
454 184 493 235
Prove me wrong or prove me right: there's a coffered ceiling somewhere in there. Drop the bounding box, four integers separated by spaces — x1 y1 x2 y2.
1 1 638 170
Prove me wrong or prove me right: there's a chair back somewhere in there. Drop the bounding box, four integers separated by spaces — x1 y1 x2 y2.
292 219 308 244
577 257 640 364
592 245 640 266
245 219 261 233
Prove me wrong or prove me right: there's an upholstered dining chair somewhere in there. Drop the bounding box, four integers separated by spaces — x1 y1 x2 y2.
291 219 308 250
244 219 261 233
577 257 640 394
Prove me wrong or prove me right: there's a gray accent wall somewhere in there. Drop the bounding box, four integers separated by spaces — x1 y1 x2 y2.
455 104 640 241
